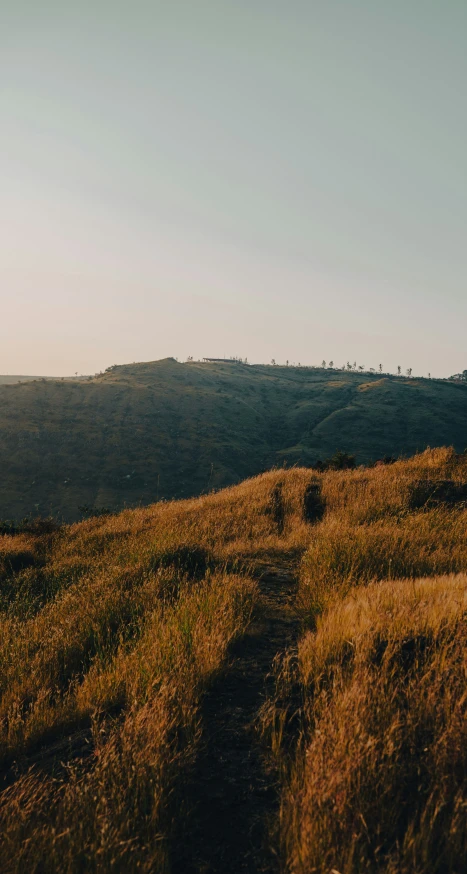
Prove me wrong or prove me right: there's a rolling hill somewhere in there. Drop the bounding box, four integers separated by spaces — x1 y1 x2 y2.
1 357 467 520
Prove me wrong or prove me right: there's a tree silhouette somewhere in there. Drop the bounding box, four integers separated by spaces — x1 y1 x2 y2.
397 366 401 376
406 367 413 377
379 364 383 374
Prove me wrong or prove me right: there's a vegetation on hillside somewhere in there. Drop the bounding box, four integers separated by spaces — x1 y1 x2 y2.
1 447 467 871
1 358 467 521
275 574 467 873
261 447 467 873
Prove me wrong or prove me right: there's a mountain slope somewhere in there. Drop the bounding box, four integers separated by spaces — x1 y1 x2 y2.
1 358 466 520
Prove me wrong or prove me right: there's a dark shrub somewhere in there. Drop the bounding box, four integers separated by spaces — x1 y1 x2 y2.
315 452 356 472
3 550 37 574
409 479 467 510
326 451 356 471
0 517 61 536
267 484 285 534
373 455 397 467
303 482 325 524
154 545 211 580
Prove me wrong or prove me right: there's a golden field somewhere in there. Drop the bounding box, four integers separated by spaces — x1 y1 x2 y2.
1 447 467 872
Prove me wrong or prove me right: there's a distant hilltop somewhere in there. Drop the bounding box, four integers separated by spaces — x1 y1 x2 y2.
202 357 248 364
1 357 467 521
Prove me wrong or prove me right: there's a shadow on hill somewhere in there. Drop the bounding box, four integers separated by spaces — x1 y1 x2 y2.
172 566 300 874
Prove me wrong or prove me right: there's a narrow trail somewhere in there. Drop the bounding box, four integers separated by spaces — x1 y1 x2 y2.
173 564 299 874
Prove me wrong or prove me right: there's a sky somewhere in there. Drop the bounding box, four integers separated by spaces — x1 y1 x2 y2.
1 1 466 377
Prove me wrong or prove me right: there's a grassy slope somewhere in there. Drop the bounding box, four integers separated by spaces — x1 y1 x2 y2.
264 448 467 873
1 358 467 521
1 449 467 871
279 574 467 873
0 465 313 872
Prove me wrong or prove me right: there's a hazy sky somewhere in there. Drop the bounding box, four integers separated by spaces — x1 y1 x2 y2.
1 1 466 376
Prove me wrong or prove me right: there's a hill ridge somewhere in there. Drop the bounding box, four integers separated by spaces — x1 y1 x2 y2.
1 358 467 520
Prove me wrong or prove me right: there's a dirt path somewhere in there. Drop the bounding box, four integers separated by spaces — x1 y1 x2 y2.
172 564 299 874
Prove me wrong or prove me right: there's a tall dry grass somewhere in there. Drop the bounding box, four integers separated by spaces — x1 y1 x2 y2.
280 575 467 873
299 508 467 621
298 447 467 622
0 465 317 872
320 445 467 524
0 571 255 873
256 448 467 872
2 448 467 871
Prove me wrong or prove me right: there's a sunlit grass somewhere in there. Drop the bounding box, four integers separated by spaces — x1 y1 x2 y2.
2 447 467 871
280 574 467 873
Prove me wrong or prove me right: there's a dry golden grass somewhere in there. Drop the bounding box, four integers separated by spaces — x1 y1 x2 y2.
320 445 466 524
2 448 467 871
299 507 467 622
0 571 256 873
257 448 467 872
280 574 467 873
0 466 315 872
299 447 467 621
56 465 316 565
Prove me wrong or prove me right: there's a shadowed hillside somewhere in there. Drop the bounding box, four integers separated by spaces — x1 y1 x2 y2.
1 358 467 520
